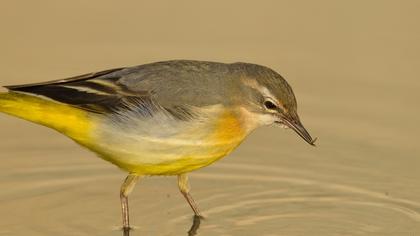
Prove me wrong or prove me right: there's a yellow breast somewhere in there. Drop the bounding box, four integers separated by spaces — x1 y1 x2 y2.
210 109 247 143
91 107 251 175
148 109 249 175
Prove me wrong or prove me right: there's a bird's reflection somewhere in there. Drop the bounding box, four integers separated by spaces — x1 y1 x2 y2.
123 227 130 236
121 215 202 236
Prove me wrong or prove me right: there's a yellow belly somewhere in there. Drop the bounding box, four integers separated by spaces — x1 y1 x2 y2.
90 108 250 175
132 110 247 174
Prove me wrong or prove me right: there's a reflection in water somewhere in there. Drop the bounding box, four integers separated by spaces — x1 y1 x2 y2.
121 215 201 236
123 227 130 236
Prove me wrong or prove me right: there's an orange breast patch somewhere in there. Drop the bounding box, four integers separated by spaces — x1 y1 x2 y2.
211 110 247 143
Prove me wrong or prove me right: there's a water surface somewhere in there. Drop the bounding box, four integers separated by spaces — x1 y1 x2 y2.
0 1 419 235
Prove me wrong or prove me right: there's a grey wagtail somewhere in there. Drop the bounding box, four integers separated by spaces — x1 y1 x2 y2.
0 60 315 230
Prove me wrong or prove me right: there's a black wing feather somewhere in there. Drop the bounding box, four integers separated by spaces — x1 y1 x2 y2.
5 67 149 114
5 67 124 89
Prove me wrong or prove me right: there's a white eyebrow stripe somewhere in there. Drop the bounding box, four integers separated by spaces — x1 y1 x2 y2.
242 78 286 111
242 78 275 98
260 86 276 100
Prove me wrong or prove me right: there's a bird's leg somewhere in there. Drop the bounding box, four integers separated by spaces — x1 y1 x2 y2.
178 174 202 218
120 174 141 231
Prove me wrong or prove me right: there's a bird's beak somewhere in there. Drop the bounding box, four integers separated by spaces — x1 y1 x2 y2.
276 116 317 146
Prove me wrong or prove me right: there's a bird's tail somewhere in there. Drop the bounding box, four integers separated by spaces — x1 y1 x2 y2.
0 90 94 141
0 90 28 119
0 90 51 124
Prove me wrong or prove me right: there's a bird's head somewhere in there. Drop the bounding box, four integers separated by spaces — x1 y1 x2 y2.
233 63 316 146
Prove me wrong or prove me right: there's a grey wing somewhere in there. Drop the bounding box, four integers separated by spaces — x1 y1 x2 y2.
5 67 157 114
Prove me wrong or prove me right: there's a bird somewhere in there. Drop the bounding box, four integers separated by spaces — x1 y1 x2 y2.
0 60 315 231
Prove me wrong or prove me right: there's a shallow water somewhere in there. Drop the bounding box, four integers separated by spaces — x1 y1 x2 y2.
1 137 419 236
1 1 420 235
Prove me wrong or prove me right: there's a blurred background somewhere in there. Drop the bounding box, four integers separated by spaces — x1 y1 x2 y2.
0 1 419 235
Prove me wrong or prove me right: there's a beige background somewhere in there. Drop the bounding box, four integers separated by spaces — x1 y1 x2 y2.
0 1 420 235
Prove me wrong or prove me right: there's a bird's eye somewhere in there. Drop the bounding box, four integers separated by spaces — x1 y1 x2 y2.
264 100 277 110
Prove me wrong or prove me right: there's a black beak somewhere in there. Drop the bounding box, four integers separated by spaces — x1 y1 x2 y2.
277 117 317 146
